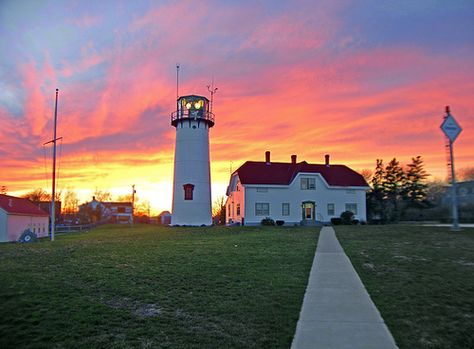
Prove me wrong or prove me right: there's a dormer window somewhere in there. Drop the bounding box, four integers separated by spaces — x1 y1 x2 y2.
301 178 316 190
183 183 195 200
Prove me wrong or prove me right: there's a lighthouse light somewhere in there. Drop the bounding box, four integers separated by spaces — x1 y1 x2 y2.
194 102 201 109
186 102 192 109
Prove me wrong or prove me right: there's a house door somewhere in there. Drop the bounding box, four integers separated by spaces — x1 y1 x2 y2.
302 201 316 222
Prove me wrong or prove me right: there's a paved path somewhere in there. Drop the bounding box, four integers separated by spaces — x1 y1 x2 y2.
291 226 398 349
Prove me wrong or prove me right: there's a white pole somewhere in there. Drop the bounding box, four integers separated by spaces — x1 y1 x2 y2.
449 141 459 230
51 88 59 241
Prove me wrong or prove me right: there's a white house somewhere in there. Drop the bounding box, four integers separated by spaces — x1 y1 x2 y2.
79 197 133 224
0 194 49 242
225 152 370 226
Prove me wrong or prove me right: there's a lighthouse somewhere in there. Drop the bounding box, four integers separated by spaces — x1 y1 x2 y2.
170 95 214 226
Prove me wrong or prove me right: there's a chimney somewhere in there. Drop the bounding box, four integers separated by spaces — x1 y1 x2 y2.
265 151 271 165
325 154 330 167
291 154 297 164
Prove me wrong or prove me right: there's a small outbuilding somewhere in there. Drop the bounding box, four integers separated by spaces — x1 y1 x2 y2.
0 194 49 242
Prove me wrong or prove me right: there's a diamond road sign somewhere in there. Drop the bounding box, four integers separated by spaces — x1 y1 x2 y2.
441 113 462 142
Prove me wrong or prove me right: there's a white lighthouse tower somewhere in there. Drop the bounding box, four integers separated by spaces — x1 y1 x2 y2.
171 95 214 226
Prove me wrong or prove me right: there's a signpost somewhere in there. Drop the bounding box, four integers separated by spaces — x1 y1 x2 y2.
440 106 462 230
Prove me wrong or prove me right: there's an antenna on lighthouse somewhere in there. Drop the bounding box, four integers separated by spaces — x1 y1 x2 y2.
207 78 218 113
176 64 180 100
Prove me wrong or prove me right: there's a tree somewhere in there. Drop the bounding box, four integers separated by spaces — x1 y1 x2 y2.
404 156 429 207
63 188 79 214
383 158 405 221
116 194 134 203
367 159 386 222
94 188 112 202
22 188 52 202
457 167 474 181
134 200 150 223
359 169 372 182
0 186 7 195
212 196 226 225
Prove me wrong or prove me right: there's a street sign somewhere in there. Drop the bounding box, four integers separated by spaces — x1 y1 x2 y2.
441 113 462 142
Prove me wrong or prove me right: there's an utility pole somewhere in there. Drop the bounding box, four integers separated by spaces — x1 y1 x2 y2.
43 89 61 241
132 184 136 225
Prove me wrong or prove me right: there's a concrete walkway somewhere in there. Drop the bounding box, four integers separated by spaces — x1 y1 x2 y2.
291 226 398 349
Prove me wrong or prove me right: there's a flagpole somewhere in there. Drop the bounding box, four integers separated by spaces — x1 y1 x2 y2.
51 88 59 241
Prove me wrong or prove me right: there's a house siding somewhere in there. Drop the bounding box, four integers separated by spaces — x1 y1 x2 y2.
0 209 7 242
226 176 245 224
229 172 367 225
7 215 49 242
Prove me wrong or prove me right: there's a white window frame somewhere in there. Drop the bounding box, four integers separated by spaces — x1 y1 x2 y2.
301 177 316 190
282 203 290 216
345 203 358 215
327 203 335 216
255 203 270 216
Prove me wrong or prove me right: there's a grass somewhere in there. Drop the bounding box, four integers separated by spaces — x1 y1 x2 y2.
335 225 474 349
0 225 318 349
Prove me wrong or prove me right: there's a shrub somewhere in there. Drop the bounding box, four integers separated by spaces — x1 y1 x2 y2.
340 211 354 225
276 220 285 226
331 218 342 225
351 219 359 225
261 217 275 226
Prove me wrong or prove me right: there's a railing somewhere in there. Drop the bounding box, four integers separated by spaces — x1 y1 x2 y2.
53 220 106 234
171 109 215 127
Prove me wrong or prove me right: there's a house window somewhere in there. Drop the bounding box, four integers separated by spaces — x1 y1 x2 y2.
183 183 195 200
282 203 290 216
327 203 335 216
301 178 316 190
117 207 126 213
255 203 269 216
345 203 358 215
236 203 241 216
257 187 268 193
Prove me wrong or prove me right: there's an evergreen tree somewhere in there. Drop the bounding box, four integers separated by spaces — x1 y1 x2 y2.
404 156 429 207
383 158 405 221
367 159 386 222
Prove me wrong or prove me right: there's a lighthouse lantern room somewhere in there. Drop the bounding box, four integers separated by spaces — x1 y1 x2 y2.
170 95 214 226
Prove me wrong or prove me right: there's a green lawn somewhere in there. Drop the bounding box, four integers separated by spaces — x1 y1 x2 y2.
335 225 474 349
0 225 318 349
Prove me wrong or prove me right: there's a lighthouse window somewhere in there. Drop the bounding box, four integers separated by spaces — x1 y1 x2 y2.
183 183 195 200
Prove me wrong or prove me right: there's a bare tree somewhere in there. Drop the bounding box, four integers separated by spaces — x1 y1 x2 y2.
135 200 151 217
458 167 474 181
94 188 112 202
359 169 373 182
63 188 79 214
0 186 7 195
212 195 226 225
22 188 52 202
116 194 134 203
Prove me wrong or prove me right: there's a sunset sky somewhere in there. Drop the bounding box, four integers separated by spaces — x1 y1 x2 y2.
1 0 473 214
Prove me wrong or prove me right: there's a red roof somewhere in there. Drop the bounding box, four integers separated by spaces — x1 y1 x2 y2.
0 194 49 217
234 161 369 187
